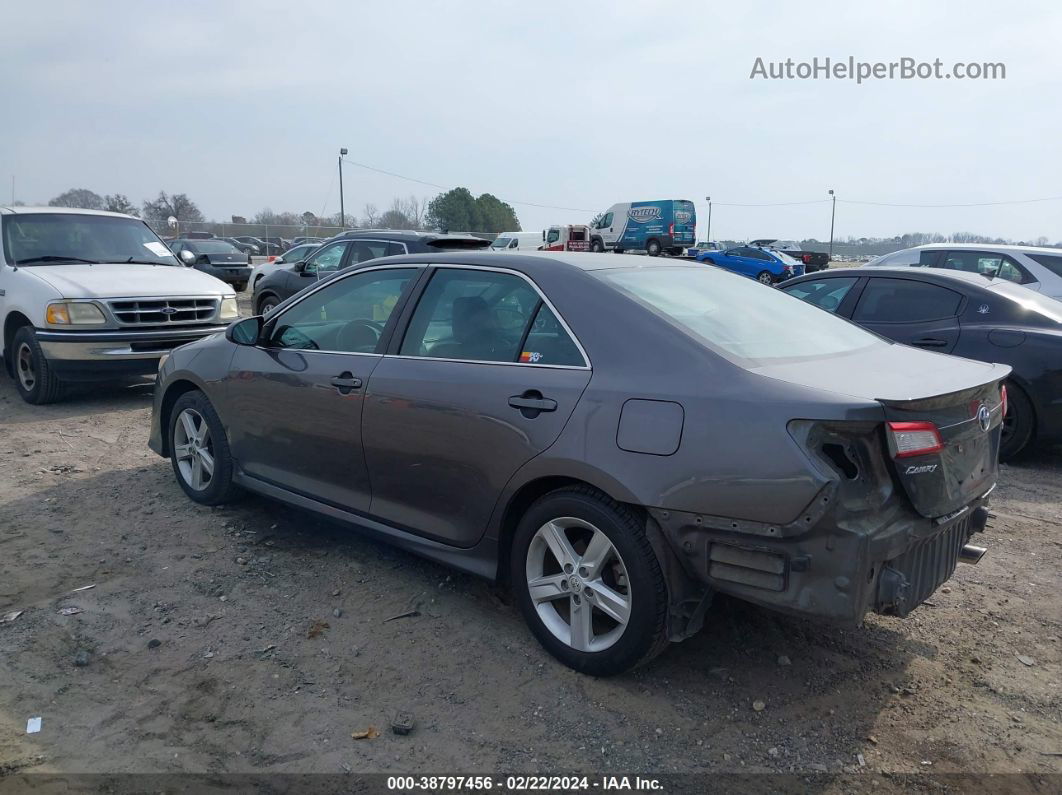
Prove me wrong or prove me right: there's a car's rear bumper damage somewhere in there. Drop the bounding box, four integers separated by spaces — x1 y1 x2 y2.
647 487 991 634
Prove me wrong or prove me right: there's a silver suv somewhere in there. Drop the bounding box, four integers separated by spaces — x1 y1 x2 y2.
867 244 1062 301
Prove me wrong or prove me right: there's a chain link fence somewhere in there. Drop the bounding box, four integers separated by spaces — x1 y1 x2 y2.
147 220 500 248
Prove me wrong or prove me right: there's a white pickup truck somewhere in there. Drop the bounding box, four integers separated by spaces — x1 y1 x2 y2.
1 207 239 404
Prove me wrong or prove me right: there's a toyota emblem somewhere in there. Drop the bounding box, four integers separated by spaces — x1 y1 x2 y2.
977 404 991 432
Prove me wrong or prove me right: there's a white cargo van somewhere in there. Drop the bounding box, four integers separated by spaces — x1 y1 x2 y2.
489 231 542 252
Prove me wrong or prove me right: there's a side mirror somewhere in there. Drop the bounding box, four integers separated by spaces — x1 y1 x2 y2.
225 315 263 346
297 261 316 277
179 250 195 266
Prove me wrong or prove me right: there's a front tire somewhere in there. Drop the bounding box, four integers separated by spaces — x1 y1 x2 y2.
168 391 241 505
11 326 63 405
1000 380 1034 461
511 487 669 676
590 238 604 253
256 294 279 315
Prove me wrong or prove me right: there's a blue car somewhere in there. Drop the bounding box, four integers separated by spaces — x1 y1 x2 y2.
694 245 805 285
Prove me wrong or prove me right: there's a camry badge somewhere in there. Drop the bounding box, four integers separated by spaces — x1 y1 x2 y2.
977 404 991 432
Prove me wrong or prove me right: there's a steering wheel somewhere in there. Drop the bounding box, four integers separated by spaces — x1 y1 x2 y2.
335 319 383 352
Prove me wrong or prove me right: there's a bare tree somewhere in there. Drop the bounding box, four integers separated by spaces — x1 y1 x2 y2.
363 203 379 227
402 195 427 229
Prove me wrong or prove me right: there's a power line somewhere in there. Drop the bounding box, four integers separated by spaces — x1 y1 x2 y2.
840 196 1062 208
339 157 596 213
339 155 1062 214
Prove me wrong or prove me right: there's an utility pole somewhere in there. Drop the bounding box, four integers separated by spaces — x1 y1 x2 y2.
828 189 836 261
338 147 348 229
704 196 712 243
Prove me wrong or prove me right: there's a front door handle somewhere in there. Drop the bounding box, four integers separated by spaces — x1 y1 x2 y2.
330 372 363 394
509 390 557 418
912 337 948 348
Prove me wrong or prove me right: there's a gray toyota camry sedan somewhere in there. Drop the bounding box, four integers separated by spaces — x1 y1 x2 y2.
149 252 1008 675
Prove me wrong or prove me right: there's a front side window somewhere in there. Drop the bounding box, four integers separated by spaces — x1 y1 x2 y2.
597 266 880 365
783 277 858 313
268 267 418 353
935 250 1026 284
304 242 349 276
602 212 614 228
852 278 963 323
400 268 583 366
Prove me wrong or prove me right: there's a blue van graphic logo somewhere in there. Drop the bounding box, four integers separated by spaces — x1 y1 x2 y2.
628 206 662 223
674 210 692 224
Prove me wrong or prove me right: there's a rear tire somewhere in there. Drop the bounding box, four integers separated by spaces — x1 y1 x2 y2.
11 326 63 405
1000 380 1034 461
756 270 774 285
510 486 670 676
234 281 247 292
646 239 662 257
168 391 241 505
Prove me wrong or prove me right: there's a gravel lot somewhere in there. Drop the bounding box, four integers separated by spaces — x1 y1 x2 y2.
1 305 1060 784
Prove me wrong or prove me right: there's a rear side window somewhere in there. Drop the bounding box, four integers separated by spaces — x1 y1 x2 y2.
400 269 584 366
1027 253 1062 277
936 250 1027 284
853 278 963 323
784 277 858 313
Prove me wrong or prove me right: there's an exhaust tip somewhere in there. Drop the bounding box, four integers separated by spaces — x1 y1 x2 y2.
959 544 987 565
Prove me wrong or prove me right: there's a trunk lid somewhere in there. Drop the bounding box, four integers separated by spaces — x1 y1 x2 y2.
751 343 1009 518
880 380 1004 518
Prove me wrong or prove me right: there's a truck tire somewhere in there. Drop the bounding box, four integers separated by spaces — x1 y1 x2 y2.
11 326 63 405
591 238 604 253
646 239 662 257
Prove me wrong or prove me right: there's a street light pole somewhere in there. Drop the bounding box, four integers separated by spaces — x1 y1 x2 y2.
338 147 348 229
828 189 836 261
704 196 712 243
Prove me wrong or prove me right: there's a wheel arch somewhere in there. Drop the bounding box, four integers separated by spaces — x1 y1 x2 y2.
3 311 33 375
492 473 646 585
157 378 206 457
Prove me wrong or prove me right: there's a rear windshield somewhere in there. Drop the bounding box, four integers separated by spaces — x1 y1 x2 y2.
190 240 240 253
596 266 880 365
1027 252 1062 277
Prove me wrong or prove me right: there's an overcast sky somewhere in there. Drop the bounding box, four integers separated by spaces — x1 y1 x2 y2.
2 0 1060 241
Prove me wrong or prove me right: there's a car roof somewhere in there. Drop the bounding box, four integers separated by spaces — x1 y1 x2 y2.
335 229 487 242
370 250 708 274
0 205 138 219
907 242 1062 256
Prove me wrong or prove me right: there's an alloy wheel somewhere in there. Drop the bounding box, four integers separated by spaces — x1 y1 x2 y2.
173 408 215 491
757 271 774 285
525 517 631 652
16 342 36 392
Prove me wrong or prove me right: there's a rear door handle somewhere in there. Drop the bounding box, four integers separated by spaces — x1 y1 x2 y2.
912 337 948 348
509 391 557 417
330 372 363 394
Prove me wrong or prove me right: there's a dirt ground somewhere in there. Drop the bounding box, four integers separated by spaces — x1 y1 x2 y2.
1 330 1060 786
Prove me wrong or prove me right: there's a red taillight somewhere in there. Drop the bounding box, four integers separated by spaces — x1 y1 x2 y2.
1000 384 1008 417
669 222 675 236
888 421 944 458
